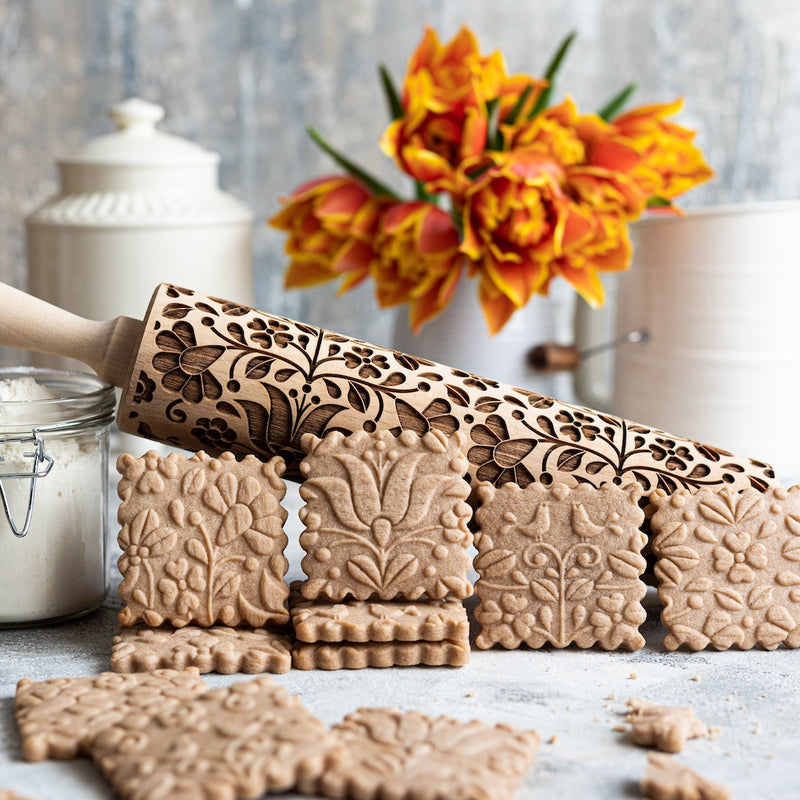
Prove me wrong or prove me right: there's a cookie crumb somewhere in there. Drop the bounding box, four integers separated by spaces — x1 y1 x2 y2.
466 690 477 698
629 672 638 680
547 735 558 745
691 674 700 682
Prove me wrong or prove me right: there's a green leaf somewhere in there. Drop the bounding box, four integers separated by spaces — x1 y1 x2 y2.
598 82 637 121
306 126 400 199
502 83 536 129
647 196 673 209
485 96 502 151
529 30 577 119
379 64 404 121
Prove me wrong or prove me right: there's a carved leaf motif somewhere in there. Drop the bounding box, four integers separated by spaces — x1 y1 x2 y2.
785 514 800 536
556 448 584 472
347 556 382 591
665 624 710 651
214 571 241 600
476 550 517 578
694 525 718 544
244 356 274 380
766 604 797 632
530 578 558 603
185 538 209 565
217 505 253 547
475 396 501 413
757 622 790 650
304 477 371 531
203 485 227 516
347 381 370 413
383 554 419 589
572 604 587 629
712 588 745 611
775 570 800 586
244 529 275 556
381 453 424 523
654 559 682 587
331 454 383 523
182 468 206 495
698 495 736 525
536 415 556 437
659 545 700 571
226 322 246 344
539 605 554 632
747 585 774 610
565 577 594 601
608 551 645 579
162 302 192 319
133 589 149 607
445 384 470 407
169 499 186 528
782 539 800 562
685 576 713 592
735 492 765 522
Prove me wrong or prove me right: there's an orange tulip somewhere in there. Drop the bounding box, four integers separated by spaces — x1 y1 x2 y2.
269 176 390 293
612 99 714 200
371 201 463 331
381 25 543 191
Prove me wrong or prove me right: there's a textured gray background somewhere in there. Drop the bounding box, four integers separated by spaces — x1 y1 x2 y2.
1 0 799 365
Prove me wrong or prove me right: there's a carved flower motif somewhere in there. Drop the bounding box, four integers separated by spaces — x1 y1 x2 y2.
648 437 694 471
344 345 390 379
712 532 768 583
248 317 293 349
589 592 646 647
152 321 224 403
158 559 207 617
468 414 536 486
555 409 600 442
118 509 175 573
477 592 535 644
133 371 156 404
203 473 282 554
191 417 237 450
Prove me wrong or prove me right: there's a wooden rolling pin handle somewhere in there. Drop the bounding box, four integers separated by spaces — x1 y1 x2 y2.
527 342 581 372
0 281 143 387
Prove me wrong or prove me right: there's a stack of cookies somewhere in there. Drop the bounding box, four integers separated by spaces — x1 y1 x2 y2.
289 428 474 669
111 450 293 674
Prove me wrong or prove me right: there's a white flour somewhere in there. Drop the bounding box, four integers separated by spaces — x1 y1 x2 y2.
0 377 106 623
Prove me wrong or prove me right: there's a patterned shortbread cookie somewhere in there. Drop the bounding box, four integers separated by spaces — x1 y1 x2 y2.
474 482 647 650
116 450 289 628
641 752 730 800
289 581 469 643
111 624 292 674
296 707 539 800
298 429 473 601
292 639 470 670
14 669 208 762
89 675 343 800
650 487 800 650
624 698 709 753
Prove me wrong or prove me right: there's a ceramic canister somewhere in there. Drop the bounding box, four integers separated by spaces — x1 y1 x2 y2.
25 97 253 372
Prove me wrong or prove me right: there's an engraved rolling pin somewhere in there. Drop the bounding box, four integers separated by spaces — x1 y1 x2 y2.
0 281 776 493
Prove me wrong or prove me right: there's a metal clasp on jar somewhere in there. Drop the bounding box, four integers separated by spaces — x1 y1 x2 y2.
0 430 55 538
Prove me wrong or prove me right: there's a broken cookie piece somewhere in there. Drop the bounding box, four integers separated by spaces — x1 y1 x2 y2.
296 706 540 800
641 752 731 800
15 669 208 762
298 429 473 601
89 675 344 799
474 482 647 650
116 450 290 629
650 487 800 651
625 698 709 753
111 624 292 674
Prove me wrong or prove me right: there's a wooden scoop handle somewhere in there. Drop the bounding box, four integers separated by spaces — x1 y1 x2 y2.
0 281 143 387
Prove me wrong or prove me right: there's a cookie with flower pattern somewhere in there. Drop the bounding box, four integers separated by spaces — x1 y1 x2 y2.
89 676 343 799
650 486 800 650
298 429 473 601
15 669 208 762
116 450 289 628
474 481 647 650
295 707 539 800
110 624 292 674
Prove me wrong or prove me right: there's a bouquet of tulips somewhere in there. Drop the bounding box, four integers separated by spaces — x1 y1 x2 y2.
270 26 712 335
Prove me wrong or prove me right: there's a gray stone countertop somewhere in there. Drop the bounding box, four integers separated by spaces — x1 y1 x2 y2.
2 481 799 799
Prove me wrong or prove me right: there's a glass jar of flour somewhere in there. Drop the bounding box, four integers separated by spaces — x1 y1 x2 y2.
0 368 115 625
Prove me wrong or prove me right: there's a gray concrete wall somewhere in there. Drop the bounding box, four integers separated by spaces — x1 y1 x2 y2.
1 0 799 366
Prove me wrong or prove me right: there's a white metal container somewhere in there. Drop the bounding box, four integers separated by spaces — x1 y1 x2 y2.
25 97 254 367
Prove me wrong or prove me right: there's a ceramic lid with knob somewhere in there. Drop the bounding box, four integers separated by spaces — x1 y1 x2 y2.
27 97 253 226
